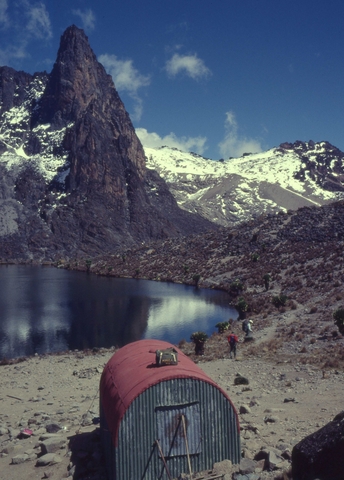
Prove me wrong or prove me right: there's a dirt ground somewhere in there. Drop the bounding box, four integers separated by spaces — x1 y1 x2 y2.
0 312 343 480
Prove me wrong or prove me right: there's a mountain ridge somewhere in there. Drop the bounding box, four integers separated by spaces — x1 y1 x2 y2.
1 25 344 262
145 140 344 227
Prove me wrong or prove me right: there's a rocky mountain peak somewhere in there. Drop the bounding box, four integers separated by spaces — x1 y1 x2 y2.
38 25 112 128
0 25 214 261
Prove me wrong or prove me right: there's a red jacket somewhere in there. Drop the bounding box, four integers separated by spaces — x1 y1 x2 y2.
227 334 238 344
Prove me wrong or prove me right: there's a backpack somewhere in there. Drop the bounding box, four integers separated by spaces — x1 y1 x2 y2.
242 320 248 332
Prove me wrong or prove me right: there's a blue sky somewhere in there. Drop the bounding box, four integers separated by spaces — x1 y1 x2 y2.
1 0 344 160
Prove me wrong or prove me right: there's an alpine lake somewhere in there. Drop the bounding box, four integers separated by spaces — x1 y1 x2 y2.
0 265 237 360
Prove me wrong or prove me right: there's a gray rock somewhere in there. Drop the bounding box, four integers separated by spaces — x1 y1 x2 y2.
267 450 284 469
68 465 76 477
240 405 252 414
234 375 249 385
0 426 8 435
81 412 93 426
239 457 257 475
36 453 62 466
45 423 63 433
233 474 261 480
39 433 65 441
8 427 20 438
11 453 29 464
276 442 291 451
264 415 279 423
40 436 66 454
213 459 233 474
1 444 23 455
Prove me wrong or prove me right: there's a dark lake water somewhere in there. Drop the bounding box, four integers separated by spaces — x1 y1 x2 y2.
0 266 237 360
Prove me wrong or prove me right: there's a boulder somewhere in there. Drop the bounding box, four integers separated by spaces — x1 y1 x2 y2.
36 453 62 466
45 423 63 434
213 459 234 475
292 411 344 479
234 375 249 385
239 457 257 475
240 405 252 414
11 454 29 464
40 436 66 454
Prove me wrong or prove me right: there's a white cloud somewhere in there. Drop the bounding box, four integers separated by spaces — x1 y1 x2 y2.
99 54 150 94
98 53 150 121
0 1 52 68
165 53 211 80
72 8 96 32
0 43 28 65
0 0 9 28
25 1 52 39
218 111 263 158
136 128 207 155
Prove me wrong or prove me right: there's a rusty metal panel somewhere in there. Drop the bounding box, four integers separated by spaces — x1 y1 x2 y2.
105 378 240 480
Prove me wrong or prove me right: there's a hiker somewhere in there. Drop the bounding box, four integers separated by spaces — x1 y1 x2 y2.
247 320 253 336
242 319 249 335
227 332 239 359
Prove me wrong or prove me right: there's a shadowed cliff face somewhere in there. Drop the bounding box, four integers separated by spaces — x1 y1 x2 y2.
0 25 215 261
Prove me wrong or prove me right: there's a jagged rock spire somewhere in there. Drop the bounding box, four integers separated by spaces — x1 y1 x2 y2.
0 25 214 260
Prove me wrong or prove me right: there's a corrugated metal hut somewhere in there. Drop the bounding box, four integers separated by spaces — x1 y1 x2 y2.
100 339 240 480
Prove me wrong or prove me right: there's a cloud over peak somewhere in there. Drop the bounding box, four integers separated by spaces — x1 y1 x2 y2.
218 111 263 158
165 53 211 80
72 8 96 32
25 1 52 39
99 53 150 121
136 128 207 155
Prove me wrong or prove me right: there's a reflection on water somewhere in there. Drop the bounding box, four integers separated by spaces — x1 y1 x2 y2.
0 266 237 359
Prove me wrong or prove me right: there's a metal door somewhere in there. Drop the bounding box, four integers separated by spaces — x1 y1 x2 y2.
155 402 201 457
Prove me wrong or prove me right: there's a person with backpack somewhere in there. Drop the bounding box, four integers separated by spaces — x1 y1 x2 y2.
227 331 239 359
247 320 253 335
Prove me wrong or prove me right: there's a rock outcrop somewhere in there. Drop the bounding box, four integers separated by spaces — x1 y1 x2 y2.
0 25 215 261
292 411 344 480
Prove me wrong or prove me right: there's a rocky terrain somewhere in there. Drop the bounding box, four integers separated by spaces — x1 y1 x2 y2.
1 197 344 478
0 310 343 480
6 193 337 479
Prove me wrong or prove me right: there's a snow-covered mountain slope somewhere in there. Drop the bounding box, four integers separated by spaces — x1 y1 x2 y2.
0 73 72 187
145 141 344 226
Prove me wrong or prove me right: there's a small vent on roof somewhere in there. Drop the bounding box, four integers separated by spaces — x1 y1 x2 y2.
155 348 178 366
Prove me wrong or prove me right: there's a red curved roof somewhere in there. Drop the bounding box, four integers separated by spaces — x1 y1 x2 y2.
100 339 239 446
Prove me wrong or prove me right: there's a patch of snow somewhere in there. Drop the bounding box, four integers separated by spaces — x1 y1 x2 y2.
15 145 29 159
0 76 72 186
